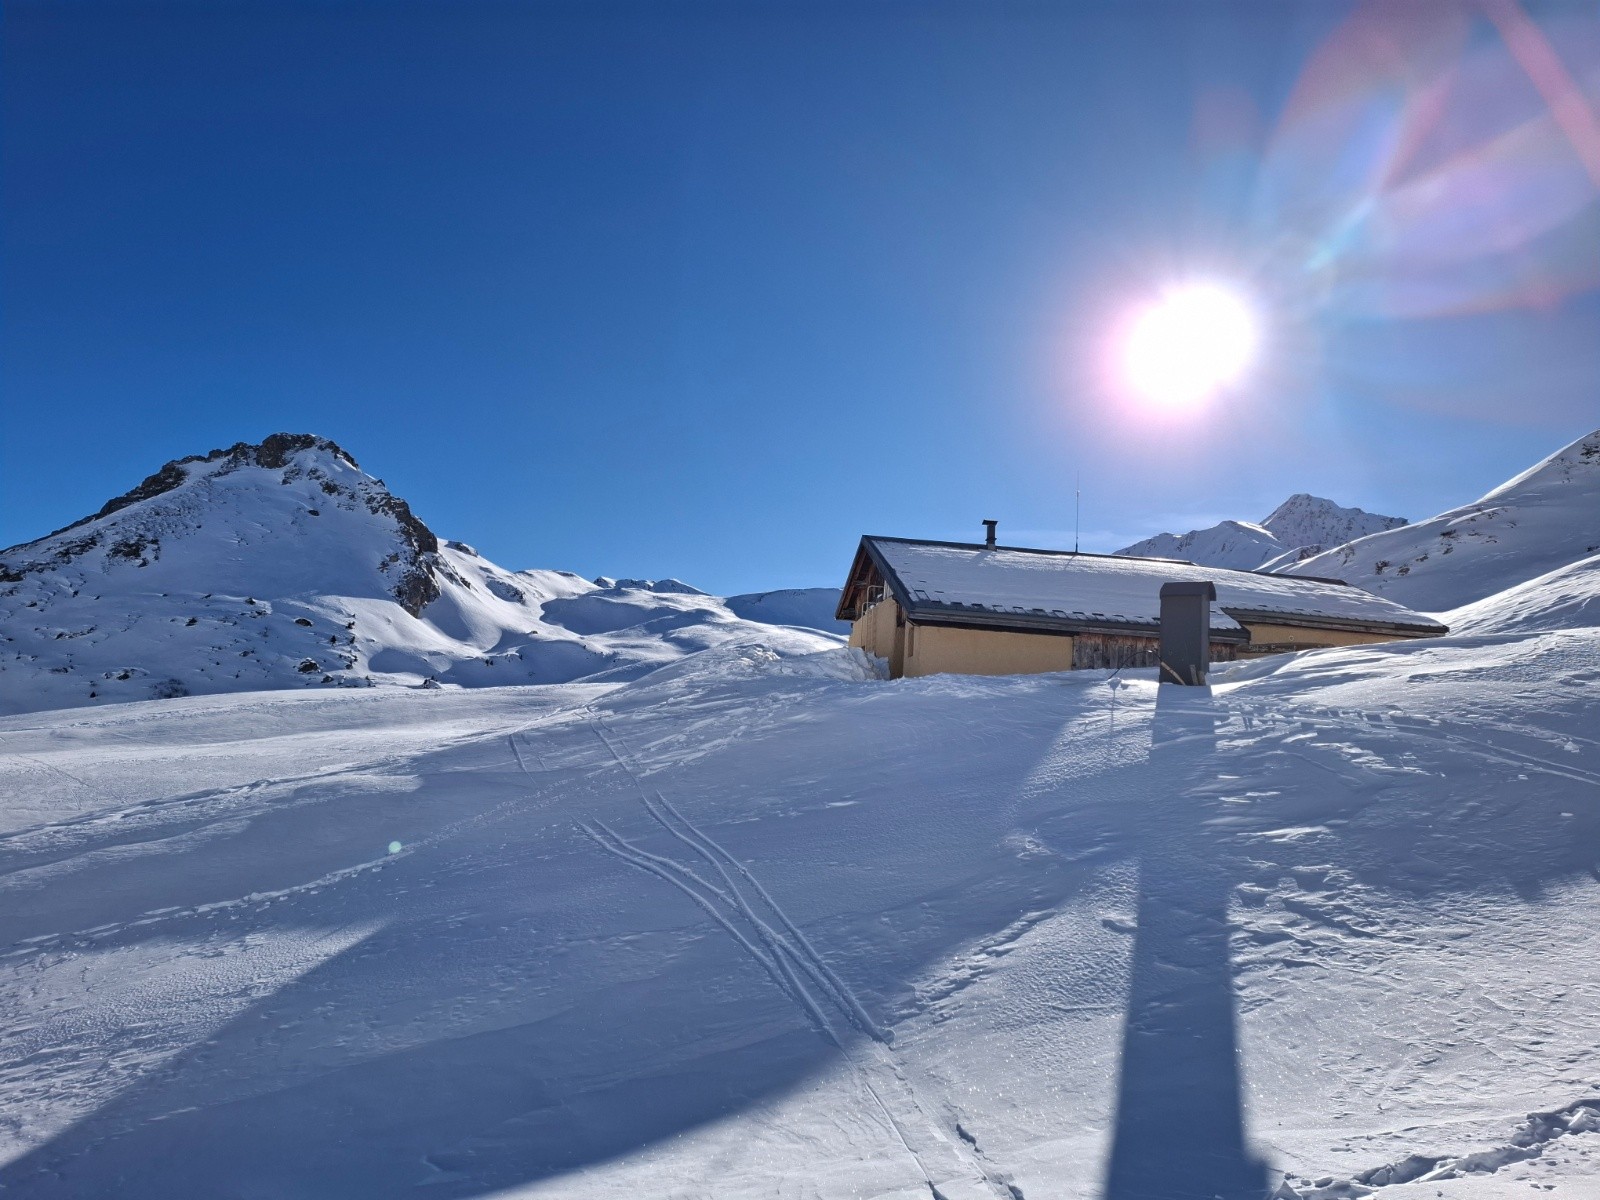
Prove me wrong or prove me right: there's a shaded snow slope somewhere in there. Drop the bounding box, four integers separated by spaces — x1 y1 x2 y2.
0 435 840 716
1 615 1597 1197
1445 550 1600 635
724 587 848 633
1288 428 1600 612
1117 495 1406 571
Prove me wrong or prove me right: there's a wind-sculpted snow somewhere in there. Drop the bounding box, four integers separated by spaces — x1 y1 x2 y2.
0 617 1597 1197
1445 551 1600 636
0 435 844 715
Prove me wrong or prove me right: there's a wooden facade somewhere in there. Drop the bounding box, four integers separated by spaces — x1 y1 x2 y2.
1068 633 1235 671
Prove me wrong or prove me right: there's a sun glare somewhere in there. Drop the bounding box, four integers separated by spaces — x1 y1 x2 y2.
1120 282 1259 409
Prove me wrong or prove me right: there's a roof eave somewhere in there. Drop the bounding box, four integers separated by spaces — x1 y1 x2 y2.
904 602 1251 643
1221 606 1448 638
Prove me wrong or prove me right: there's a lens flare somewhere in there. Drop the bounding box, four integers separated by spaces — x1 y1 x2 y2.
1119 283 1259 409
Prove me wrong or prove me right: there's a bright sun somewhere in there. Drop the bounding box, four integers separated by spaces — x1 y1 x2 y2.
1120 282 1259 409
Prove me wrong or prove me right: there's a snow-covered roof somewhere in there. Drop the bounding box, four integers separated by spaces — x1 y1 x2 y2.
842 537 1448 638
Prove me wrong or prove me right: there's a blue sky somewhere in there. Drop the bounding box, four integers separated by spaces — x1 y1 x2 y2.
5 0 1597 594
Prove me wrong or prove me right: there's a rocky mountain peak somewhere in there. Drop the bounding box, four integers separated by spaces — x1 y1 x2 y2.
0 432 440 615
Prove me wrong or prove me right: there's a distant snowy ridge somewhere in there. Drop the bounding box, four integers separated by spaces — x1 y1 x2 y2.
1286 428 1600 612
1116 494 1406 571
0 434 843 716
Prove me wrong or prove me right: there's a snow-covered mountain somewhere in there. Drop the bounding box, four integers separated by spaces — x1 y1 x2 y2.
1116 519 1284 571
1258 493 1409 563
0 434 843 715
1116 494 1406 571
1286 428 1600 612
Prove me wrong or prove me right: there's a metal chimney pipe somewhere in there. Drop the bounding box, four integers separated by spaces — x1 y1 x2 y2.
1158 580 1215 685
982 519 998 548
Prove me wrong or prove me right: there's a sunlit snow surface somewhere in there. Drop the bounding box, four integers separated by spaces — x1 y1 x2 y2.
0 627 1597 1198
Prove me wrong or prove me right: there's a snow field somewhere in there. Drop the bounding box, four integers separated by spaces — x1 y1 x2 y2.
0 622 1596 1197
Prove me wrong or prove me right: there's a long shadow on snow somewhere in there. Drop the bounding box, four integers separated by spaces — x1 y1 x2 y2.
1101 685 1264 1200
1 654 1597 1198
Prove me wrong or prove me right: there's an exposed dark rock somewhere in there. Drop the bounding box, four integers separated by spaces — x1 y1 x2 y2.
485 576 526 603
7 434 359 552
3 430 446 620
108 536 155 562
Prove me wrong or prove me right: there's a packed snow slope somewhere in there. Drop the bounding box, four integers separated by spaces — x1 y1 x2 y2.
0 434 843 716
1117 495 1406 571
1288 428 1600 612
1445 550 1600 636
1 599 1597 1195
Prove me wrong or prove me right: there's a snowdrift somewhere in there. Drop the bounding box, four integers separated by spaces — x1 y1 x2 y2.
1446 549 1600 635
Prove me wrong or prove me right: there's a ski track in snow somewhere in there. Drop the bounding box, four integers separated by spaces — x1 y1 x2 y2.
570 717 1025 1200
0 627 1597 1197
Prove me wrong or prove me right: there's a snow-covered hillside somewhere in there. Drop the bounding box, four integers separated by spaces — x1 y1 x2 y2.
1445 550 1600 636
1 614 1597 1197
0 434 843 715
1117 494 1405 571
1288 429 1600 612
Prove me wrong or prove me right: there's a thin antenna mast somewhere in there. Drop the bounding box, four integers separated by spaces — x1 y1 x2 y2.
1074 471 1081 554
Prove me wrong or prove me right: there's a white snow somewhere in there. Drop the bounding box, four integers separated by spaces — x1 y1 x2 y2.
1118 518 1288 571
1118 496 1407 571
0 436 844 716
1 618 1597 1197
1287 428 1600 612
870 538 1445 634
3 431 1600 1198
1445 550 1600 636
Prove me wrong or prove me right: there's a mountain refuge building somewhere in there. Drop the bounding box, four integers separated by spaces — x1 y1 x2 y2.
835 528 1448 679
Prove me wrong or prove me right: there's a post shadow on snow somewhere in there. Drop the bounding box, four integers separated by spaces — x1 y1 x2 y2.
1100 683 1267 1200
2 661 1597 1200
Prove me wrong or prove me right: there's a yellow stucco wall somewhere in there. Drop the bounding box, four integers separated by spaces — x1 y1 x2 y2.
849 597 905 675
1240 621 1414 651
851 608 1420 678
902 622 1074 678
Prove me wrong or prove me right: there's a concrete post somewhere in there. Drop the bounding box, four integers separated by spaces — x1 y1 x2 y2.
1159 581 1215 686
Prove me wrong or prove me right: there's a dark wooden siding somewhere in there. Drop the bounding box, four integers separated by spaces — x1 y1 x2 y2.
1070 634 1237 670
1072 634 1159 670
